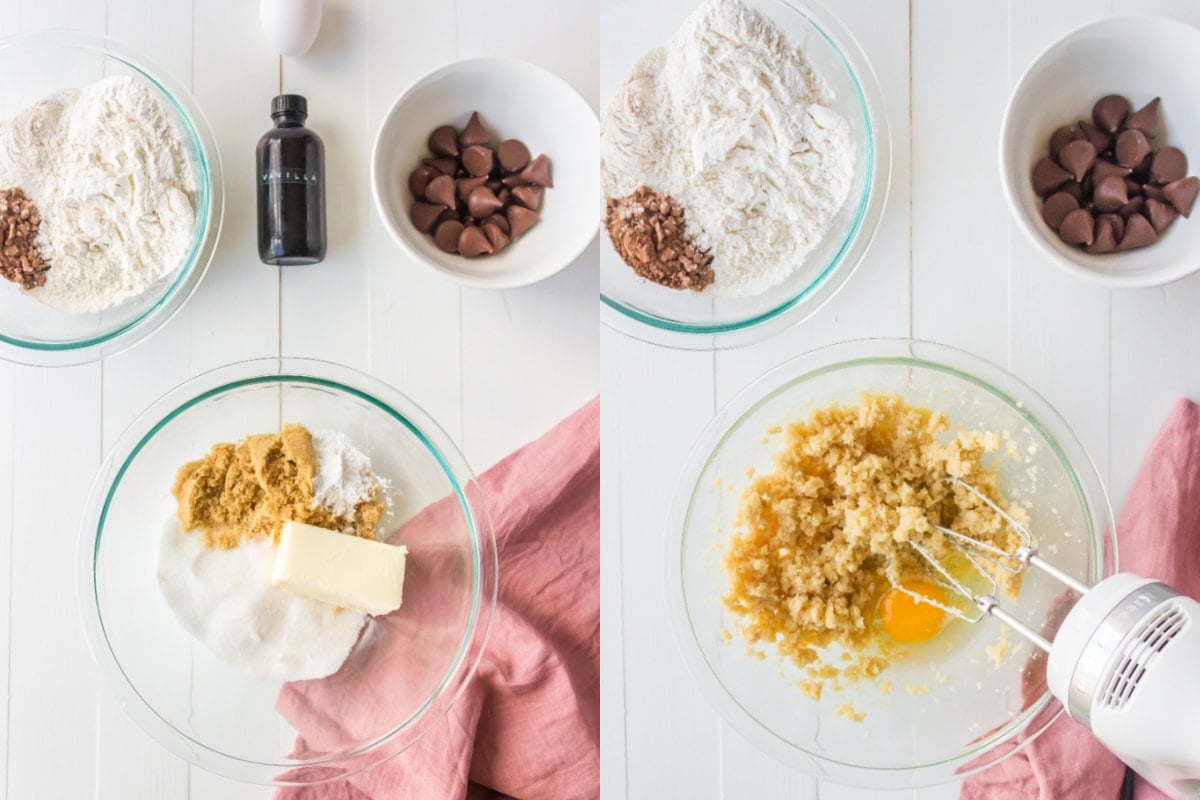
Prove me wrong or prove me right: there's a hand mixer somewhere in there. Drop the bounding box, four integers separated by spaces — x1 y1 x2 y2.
900 477 1200 800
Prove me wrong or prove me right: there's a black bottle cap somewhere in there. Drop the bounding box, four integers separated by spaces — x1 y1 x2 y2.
271 94 308 121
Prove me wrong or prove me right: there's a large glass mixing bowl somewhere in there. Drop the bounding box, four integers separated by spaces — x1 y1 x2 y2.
78 359 496 785
0 32 223 366
668 339 1115 787
600 0 891 349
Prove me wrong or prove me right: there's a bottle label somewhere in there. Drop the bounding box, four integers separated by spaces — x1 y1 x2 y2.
260 169 319 186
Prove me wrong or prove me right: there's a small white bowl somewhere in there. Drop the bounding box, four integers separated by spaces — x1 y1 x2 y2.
371 57 599 290
1000 16 1200 288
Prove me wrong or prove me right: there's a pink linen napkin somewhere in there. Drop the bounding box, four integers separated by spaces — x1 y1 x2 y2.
275 397 600 800
961 398 1200 800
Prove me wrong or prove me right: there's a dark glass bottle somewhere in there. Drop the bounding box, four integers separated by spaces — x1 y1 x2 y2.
256 94 326 265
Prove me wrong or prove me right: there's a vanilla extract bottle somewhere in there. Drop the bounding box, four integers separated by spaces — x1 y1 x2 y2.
257 94 326 265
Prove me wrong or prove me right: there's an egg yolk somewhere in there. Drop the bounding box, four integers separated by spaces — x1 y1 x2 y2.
879 581 948 643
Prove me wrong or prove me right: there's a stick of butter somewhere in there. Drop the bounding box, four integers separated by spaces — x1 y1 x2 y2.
272 520 408 616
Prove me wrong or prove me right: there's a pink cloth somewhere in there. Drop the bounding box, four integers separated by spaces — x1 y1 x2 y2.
275 398 599 800
962 398 1200 800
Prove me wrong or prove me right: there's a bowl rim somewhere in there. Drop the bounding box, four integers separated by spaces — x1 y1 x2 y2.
999 15 1200 290
598 0 893 350
369 55 600 290
0 29 224 366
76 357 498 786
665 338 1117 787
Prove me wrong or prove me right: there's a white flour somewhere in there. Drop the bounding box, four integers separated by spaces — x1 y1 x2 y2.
0 75 197 313
601 0 856 296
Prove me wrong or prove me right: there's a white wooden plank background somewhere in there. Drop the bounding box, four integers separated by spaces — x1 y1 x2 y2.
0 0 598 798
601 1 1200 800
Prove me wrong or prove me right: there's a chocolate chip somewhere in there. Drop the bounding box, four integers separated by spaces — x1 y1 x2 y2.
1092 160 1131 182
1049 125 1082 157
1059 208 1095 246
1061 181 1084 202
484 222 511 253
511 184 544 211
1058 140 1097 182
455 176 489 204
458 224 493 257
518 154 553 188
434 219 465 253
408 166 438 199
461 145 494 177
1116 212 1157 250
482 213 510 235
1125 97 1161 139
466 186 504 219
1093 94 1130 133
410 201 446 233
1150 146 1188 185
507 204 540 238
1117 196 1145 219
423 156 459 176
501 172 529 188
486 180 503 193
1092 175 1129 213
1077 120 1111 155
1163 176 1200 217
1086 217 1118 254
1146 197 1181 233
1115 129 1151 169
1143 184 1167 202
1041 191 1079 229
1098 213 1125 242
428 125 459 157
1124 178 1143 198
497 139 531 173
1032 157 1073 197
459 111 490 148
425 174 457 210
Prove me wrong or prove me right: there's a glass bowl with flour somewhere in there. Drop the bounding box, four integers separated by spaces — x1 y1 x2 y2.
600 0 890 348
0 32 222 366
78 359 496 785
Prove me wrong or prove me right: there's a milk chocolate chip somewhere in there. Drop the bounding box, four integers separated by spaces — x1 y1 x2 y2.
1125 97 1161 139
1059 209 1095 246
458 225 493 258
434 219 465 253
1150 147 1187 185
497 139 531 172
1115 129 1151 169
459 112 490 148
1059 140 1097 182
1033 158 1072 197
461 145 494 177
428 126 459 157
1093 94 1130 133
1036 94 1198 254
406 113 554 260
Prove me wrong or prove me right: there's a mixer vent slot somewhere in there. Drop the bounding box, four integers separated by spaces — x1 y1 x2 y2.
1100 602 1188 711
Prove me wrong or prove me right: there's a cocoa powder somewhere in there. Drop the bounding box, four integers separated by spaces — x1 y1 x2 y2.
605 186 714 292
0 188 50 290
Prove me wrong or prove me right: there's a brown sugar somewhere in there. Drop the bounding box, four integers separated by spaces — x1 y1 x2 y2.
173 423 385 549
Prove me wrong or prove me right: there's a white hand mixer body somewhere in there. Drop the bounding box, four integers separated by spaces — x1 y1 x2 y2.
903 478 1200 800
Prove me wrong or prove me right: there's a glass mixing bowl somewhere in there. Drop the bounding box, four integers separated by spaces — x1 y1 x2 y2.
667 339 1115 787
78 359 496 785
0 32 223 366
600 0 891 349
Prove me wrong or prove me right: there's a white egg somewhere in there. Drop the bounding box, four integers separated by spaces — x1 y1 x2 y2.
260 0 323 57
